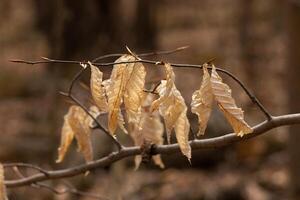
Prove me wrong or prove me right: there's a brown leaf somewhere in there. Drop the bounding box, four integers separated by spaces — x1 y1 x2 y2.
0 164 8 200
123 58 146 126
174 108 191 161
106 55 131 134
89 62 108 112
155 77 191 160
67 106 93 162
130 93 165 169
56 111 75 163
191 64 213 135
103 79 128 134
150 63 175 112
210 65 252 136
107 55 145 134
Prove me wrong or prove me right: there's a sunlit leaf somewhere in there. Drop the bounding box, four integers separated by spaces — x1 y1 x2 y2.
103 79 128 134
150 63 175 112
89 62 108 112
68 106 93 162
106 56 130 134
174 108 191 161
210 65 252 136
123 57 146 126
191 64 213 135
130 93 165 169
56 111 75 163
154 65 191 161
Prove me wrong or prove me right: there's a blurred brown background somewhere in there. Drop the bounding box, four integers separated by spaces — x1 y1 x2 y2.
1 0 300 199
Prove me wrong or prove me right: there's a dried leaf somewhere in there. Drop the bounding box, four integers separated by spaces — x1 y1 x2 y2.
103 79 128 134
106 54 146 134
123 58 146 125
106 56 130 134
56 112 75 163
155 78 191 161
130 93 165 169
210 65 252 136
89 62 108 112
68 106 93 162
0 164 8 200
117 110 128 134
150 63 175 112
174 109 191 161
107 55 139 134
191 64 213 135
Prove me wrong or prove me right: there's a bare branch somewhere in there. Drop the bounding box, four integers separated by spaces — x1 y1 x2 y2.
3 163 49 176
5 113 300 188
92 45 189 62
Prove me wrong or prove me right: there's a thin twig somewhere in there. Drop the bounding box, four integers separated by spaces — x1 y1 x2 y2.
91 46 189 62
4 163 49 176
5 113 300 188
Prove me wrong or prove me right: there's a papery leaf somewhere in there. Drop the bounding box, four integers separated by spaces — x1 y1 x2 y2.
174 108 191 161
56 111 75 163
68 106 93 162
89 62 108 112
123 58 146 125
107 55 139 134
130 93 165 169
156 80 184 143
191 64 214 135
150 63 175 112
106 56 130 134
117 110 128 134
0 164 8 200
103 79 128 134
210 65 252 136
155 78 191 160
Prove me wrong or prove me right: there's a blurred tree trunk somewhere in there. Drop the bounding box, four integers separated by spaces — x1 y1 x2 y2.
134 0 157 50
286 1 300 199
239 0 256 86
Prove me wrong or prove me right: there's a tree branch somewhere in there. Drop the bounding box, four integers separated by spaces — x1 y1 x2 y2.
92 45 189 62
5 113 300 188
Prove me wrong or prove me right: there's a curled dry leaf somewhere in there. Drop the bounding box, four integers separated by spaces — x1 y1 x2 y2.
106 55 145 135
103 79 128 134
107 56 131 134
123 59 146 126
174 109 191 161
191 64 213 136
0 164 8 200
56 113 75 163
210 65 252 136
152 63 191 161
57 106 93 163
130 93 165 169
150 63 175 112
89 62 108 112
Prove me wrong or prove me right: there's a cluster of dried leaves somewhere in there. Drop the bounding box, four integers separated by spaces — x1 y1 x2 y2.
0 53 255 199
56 53 253 168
